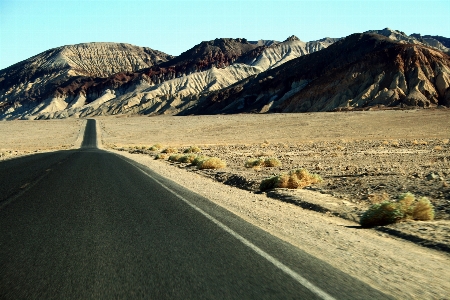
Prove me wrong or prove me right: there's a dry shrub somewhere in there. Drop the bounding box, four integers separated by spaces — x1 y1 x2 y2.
245 159 263 168
412 197 435 221
168 154 183 162
179 154 197 164
360 192 434 227
191 155 207 166
161 147 178 154
260 168 322 191
149 144 163 151
360 201 403 227
264 157 281 167
245 157 281 168
184 146 201 153
397 192 415 217
198 157 227 170
154 153 167 160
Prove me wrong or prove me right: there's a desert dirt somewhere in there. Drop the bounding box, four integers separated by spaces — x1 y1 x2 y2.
101 110 450 247
0 119 85 160
98 110 450 299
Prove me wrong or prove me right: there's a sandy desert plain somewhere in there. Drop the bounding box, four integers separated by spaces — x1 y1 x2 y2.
1 109 450 298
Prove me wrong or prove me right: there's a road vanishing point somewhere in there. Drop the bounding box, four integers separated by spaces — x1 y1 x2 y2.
0 119 392 299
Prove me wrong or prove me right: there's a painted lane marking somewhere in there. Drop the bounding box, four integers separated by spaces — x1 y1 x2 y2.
120 156 336 300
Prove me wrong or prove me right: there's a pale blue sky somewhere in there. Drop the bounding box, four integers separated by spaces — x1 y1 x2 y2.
0 0 449 70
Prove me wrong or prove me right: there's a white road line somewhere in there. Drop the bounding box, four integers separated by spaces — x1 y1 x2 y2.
121 156 336 300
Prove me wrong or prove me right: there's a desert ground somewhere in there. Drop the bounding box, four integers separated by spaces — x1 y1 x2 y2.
102 110 450 222
0 119 85 159
1 110 449 298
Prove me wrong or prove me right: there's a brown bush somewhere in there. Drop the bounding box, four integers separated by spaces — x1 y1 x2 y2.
245 157 281 168
198 157 227 170
183 146 201 153
161 147 178 154
360 192 434 227
412 197 435 221
168 154 183 162
260 168 322 191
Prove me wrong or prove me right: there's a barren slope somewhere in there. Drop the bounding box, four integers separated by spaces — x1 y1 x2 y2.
0 37 335 120
190 33 450 114
0 43 173 119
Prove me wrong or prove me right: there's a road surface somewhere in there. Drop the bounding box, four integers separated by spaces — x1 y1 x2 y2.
0 119 391 299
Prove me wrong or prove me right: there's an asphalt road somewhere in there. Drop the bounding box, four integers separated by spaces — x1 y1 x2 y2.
0 119 392 299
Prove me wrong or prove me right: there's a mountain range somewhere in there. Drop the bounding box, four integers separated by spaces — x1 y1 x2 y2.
0 28 449 120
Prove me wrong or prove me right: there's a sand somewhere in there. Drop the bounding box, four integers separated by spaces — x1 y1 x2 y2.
98 109 449 147
0 119 85 160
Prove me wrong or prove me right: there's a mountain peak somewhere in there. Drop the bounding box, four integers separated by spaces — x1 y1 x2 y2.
284 35 300 42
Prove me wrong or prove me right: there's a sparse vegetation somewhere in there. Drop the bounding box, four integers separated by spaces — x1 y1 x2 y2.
161 147 178 154
412 197 435 221
183 146 201 153
197 157 227 170
245 157 281 168
360 201 403 227
192 155 209 167
264 157 282 167
179 154 197 164
168 154 183 162
154 153 167 160
360 192 434 227
260 168 322 191
149 144 163 151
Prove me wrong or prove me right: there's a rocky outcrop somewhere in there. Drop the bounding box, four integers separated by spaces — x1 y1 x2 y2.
1 30 448 120
0 36 335 120
367 28 449 53
411 33 450 52
0 42 173 119
183 33 450 114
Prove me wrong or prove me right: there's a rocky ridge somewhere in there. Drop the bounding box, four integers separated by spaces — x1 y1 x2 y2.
366 28 450 53
0 43 173 118
186 33 450 114
0 29 449 120
0 37 334 119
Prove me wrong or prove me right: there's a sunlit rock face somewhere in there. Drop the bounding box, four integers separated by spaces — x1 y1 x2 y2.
187 33 450 115
1 30 449 120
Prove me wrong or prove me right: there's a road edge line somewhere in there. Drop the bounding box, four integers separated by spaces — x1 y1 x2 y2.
119 156 336 300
